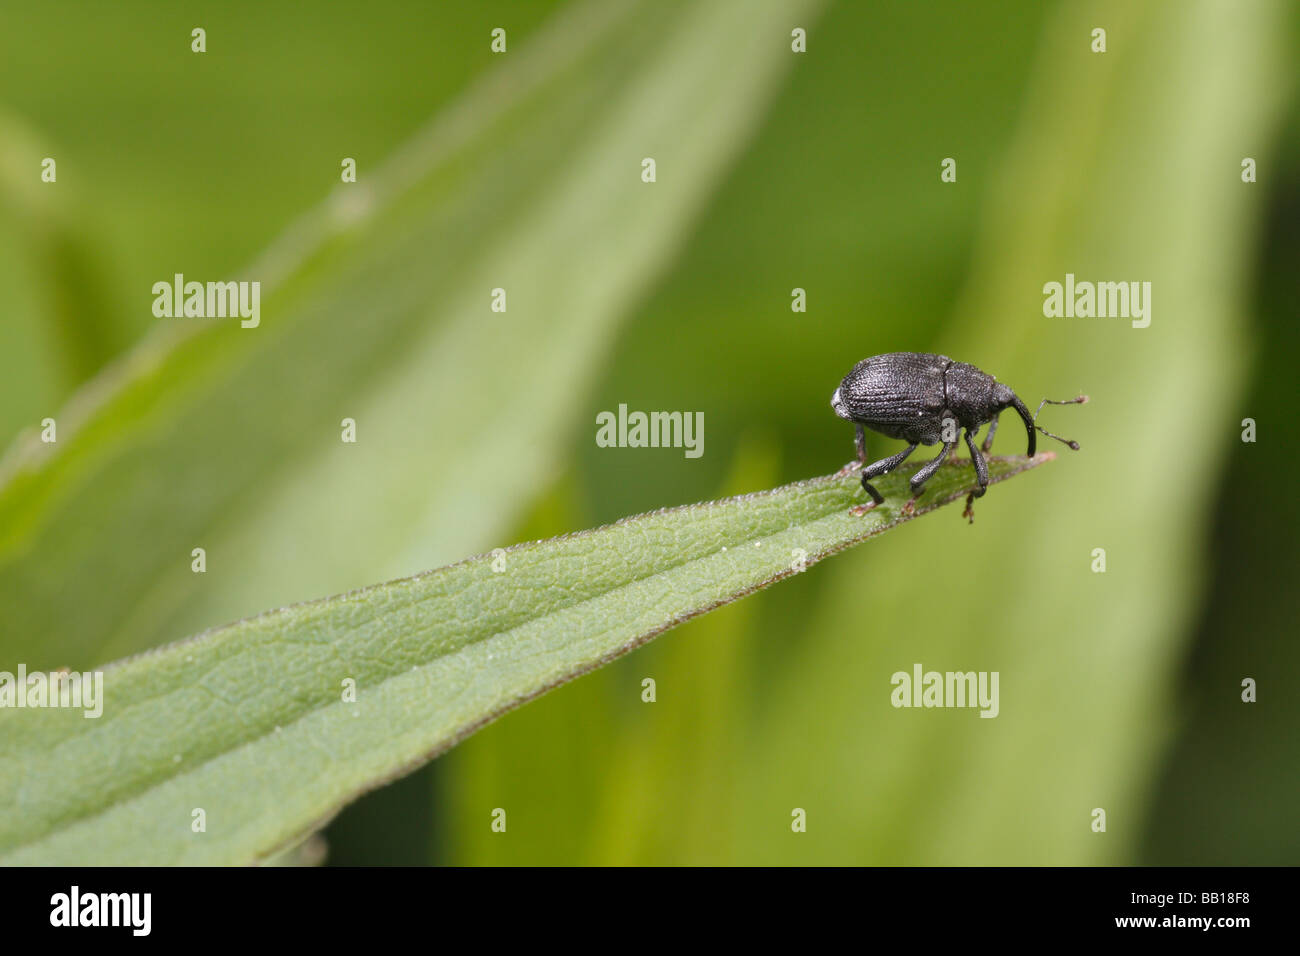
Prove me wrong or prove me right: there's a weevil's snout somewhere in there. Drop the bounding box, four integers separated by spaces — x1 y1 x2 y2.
830 386 851 420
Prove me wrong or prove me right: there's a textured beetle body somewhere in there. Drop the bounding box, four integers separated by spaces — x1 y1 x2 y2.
831 352 951 444
831 351 1082 516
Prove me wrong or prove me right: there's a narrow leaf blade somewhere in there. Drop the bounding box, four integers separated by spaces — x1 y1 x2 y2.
0 454 1050 865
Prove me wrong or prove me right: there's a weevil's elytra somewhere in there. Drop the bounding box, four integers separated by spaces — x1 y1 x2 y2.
831 352 1085 520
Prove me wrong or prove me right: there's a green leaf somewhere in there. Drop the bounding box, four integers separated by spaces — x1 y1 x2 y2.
0 0 823 672
0 110 121 445
0 454 1050 865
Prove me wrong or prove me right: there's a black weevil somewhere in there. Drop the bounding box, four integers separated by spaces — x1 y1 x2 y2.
831 352 1085 519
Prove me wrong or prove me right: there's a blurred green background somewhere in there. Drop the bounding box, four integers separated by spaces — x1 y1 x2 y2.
0 0 1295 865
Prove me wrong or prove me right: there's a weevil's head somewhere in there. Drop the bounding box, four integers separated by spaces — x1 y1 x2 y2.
992 382 1017 411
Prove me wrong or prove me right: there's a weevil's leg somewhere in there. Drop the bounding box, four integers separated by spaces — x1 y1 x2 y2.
902 440 954 514
858 475 883 507
980 413 999 454
962 429 989 523
833 424 871 477
909 442 954 493
964 429 989 497
855 442 919 507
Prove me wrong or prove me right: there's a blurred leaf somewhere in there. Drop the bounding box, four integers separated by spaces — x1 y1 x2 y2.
1141 108 1300 864
0 111 120 445
0 0 822 672
0 454 1049 864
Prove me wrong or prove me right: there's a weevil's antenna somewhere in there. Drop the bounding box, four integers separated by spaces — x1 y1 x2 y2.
1033 395 1088 450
